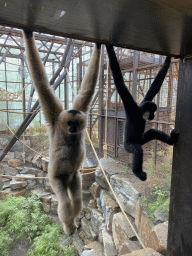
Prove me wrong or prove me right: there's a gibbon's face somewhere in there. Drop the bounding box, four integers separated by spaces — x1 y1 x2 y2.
59 110 87 134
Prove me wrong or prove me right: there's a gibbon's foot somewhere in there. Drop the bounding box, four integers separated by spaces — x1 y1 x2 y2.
63 222 77 236
23 28 33 38
134 171 147 181
96 43 101 49
171 129 179 144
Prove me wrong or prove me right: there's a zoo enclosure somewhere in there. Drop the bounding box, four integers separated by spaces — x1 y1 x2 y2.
0 25 179 165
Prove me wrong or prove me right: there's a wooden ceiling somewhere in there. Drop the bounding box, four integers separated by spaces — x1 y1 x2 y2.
0 0 192 57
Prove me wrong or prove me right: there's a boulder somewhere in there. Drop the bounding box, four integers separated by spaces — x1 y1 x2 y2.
50 194 58 214
95 158 122 190
42 157 49 172
72 232 85 255
0 188 26 199
89 182 101 198
100 189 119 231
41 195 52 213
81 217 97 242
148 221 168 255
10 180 27 190
0 163 9 175
4 152 15 161
90 208 105 235
121 247 163 255
102 229 117 256
0 178 4 190
14 151 23 160
110 175 140 218
21 166 42 176
26 180 37 190
0 137 9 149
81 249 103 256
5 167 18 176
11 140 31 152
32 154 42 168
8 158 22 168
83 241 103 252
112 212 141 254
135 201 152 247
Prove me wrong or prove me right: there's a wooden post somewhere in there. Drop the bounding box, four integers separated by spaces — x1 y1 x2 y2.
167 58 192 255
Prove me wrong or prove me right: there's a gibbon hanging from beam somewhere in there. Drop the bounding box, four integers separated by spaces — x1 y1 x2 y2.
106 45 178 181
23 29 101 235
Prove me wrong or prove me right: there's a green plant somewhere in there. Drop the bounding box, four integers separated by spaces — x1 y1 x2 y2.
121 166 130 175
139 184 169 221
0 194 75 256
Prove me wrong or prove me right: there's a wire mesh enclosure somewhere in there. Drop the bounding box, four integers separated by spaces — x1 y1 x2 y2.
0 26 178 167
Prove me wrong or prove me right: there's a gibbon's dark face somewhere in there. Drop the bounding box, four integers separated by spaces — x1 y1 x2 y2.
139 101 157 121
59 110 87 134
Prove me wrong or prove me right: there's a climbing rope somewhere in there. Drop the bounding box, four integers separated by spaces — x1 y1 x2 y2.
85 129 145 249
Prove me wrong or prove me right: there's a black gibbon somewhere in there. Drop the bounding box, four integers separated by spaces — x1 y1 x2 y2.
23 29 101 235
106 45 178 181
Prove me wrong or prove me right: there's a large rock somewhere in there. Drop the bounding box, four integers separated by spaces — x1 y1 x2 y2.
21 166 42 176
81 249 103 256
32 155 42 168
0 163 9 175
81 217 97 242
121 247 163 255
0 188 26 199
83 241 103 252
41 194 52 213
5 166 18 176
112 212 141 254
99 189 119 231
102 229 117 256
110 175 140 218
95 158 122 190
4 152 15 161
148 221 168 255
135 201 152 247
90 208 105 235
42 157 49 172
50 194 58 214
0 178 4 190
10 180 27 190
89 182 101 198
72 232 85 255
11 140 31 152
0 137 9 149
8 158 22 168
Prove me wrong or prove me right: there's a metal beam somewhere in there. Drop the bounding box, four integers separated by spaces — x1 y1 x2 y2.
0 44 74 162
167 58 192 255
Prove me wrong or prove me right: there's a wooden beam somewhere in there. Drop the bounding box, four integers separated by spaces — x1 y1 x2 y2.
167 58 192 255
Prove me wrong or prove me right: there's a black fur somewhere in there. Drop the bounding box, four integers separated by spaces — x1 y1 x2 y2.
68 110 81 116
106 45 178 181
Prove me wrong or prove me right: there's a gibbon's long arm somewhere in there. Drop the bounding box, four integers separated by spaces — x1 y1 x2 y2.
72 43 101 113
23 29 63 127
106 45 141 117
140 56 171 103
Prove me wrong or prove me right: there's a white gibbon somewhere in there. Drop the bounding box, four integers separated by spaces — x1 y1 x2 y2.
23 29 101 235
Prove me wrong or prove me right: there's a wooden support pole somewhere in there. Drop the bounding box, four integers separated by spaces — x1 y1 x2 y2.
167 58 192 255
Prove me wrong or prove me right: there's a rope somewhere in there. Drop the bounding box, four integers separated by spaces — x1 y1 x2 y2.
0 109 39 114
85 129 145 249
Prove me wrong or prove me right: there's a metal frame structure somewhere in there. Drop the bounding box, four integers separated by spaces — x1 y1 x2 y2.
0 26 179 165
